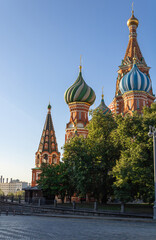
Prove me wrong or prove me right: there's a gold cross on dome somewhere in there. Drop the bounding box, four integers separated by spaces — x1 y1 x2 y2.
79 55 82 72
132 2 134 15
102 87 104 99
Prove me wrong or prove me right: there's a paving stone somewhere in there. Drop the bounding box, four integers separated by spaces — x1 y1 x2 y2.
0 215 156 240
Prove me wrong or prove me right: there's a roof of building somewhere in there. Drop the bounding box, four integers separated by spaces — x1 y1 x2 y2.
37 104 60 154
64 66 96 105
123 10 146 66
96 92 111 115
119 63 151 94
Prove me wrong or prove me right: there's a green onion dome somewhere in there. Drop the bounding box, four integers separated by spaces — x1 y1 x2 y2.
64 67 96 105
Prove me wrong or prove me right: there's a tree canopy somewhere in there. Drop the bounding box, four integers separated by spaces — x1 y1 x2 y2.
38 103 156 204
112 105 156 203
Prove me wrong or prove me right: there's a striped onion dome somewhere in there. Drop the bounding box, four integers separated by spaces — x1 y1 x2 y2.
96 94 111 115
64 68 96 105
119 64 151 94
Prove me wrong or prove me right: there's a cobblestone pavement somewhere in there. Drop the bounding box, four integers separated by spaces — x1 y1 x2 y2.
0 215 156 240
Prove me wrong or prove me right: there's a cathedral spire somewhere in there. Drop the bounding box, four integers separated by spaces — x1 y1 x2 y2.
38 104 59 154
31 104 60 187
47 102 51 113
124 7 144 64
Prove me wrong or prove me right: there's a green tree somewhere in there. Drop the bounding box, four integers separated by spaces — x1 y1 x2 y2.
37 162 73 202
112 104 156 203
0 189 4 196
86 110 117 202
63 110 117 203
63 136 93 199
15 190 25 200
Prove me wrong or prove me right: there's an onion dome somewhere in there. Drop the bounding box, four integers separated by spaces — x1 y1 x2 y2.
119 63 151 94
48 102 51 110
64 66 96 105
127 9 139 28
96 91 111 115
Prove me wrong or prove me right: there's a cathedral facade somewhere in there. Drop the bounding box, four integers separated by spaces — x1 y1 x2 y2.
109 9 155 114
30 9 155 191
64 65 96 142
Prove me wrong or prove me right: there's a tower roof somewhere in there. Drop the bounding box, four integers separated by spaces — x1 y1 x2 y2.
119 63 151 94
123 9 146 66
96 91 111 115
37 104 59 154
127 6 139 28
64 65 96 106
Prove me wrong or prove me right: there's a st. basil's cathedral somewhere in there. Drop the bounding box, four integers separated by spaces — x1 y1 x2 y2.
26 9 155 201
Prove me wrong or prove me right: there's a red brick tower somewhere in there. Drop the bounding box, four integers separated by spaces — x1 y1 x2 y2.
109 8 155 115
64 65 96 142
31 103 60 187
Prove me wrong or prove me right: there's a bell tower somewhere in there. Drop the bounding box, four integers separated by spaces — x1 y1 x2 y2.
109 6 155 115
31 103 60 187
64 63 96 142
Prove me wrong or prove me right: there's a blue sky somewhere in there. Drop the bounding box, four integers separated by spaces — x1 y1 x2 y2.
0 0 156 183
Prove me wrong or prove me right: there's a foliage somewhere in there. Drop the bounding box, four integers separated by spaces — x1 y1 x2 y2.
0 189 4 196
37 103 156 204
63 135 93 198
14 190 25 199
63 110 117 203
112 104 156 203
37 162 73 202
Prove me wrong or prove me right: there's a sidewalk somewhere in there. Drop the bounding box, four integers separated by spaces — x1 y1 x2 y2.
1 211 155 223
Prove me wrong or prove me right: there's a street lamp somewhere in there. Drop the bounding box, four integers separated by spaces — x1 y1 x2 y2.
148 125 156 220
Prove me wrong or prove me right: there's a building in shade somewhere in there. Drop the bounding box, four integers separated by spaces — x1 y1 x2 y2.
31 103 60 187
64 65 96 142
109 9 155 115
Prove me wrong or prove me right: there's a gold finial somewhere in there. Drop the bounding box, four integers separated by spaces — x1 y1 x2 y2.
79 55 82 72
132 2 134 16
133 47 137 64
102 87 104 100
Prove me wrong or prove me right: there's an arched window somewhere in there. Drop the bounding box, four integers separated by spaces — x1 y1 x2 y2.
52 154 57 164
36 154 40 165
43 154 48 164
79 112 81 120
46 130 49 135
45 143 48 149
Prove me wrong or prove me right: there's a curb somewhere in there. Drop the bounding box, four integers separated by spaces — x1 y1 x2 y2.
2 212 155 223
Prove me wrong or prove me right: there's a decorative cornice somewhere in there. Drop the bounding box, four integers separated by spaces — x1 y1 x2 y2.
68 102 91 106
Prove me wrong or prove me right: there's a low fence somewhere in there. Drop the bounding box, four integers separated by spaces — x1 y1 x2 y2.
0 199 153 218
